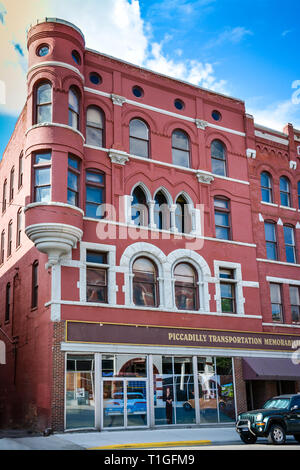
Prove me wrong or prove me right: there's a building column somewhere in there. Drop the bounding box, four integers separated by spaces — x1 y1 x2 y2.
233 357 247 414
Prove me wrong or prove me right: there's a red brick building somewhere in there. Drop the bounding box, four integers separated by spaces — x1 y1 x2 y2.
0 18 300 432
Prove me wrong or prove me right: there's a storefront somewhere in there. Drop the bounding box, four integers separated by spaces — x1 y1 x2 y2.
65 353 235 430
62 321 300 431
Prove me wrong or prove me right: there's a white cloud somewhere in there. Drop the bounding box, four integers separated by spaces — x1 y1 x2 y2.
247 98 300 131
0 0 230 117
205 26 253 49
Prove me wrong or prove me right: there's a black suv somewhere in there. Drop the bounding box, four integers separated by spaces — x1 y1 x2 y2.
236 394 300 444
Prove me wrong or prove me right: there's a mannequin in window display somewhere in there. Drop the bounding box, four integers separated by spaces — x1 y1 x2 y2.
164 386 173 424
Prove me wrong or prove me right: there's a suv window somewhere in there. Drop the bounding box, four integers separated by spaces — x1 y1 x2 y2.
291 396 300 409
263 398 290 409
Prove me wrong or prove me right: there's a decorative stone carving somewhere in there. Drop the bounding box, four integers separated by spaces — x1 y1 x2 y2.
246 148 256 159
196 171 214 184
195 119 208 130
111 93 126 106
108 149 129 165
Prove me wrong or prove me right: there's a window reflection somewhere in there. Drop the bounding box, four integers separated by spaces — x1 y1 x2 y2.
132 257 158 307
66 355 95 429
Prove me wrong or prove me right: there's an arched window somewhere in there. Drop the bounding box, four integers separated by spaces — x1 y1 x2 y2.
280 176 291 207
68 86 80 129
16 208 22 248
175 195 187 233
211 140 226 176
131 186 148 226
36 82 52 124
172 129 190 168
129 119 149 158
214 197 231 240
31 260 39 309
154 191 169 230
132 257 158 307
86 106 104 147
174 262 198 310
2 179 7 213
261 171 273 203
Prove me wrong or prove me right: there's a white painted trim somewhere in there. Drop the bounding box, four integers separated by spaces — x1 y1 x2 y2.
60 341 291 359
84 144 250 185
254 129 289 146
279 205 297 211
27 61 84 81
266 276 300 286
254 123 288 137
24 201 84 215
261 201 278 208
213 260 245 315
262 322 300 329
82 217 257 248
47 299 262 318
84 87 246 137
257 258 300 268
80 241 117 305
25 122 85 141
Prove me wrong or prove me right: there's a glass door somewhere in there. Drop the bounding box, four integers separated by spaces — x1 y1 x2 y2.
102 379 148 429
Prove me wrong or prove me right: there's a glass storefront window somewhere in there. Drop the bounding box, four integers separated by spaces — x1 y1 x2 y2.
102 354 147 378
66 355 95 429
216 357 235 423
197 357 218 423
153 356 196 426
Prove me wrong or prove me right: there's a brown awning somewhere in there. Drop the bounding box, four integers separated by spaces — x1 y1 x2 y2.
243 357 300 381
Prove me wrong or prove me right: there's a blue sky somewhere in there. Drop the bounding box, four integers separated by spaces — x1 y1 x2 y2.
1 0 300 157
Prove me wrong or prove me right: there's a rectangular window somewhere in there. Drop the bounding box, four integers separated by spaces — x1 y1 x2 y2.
9 167 14 202
270 283 283 322
214 198 231 240
18 152 23 188
264 221 277 260
0 230 4 264
219 268 236 313
33 152 51 203
85 170 105 219
2 179 7 213
5 283 10 322
290 286 300 324
284 225 296 264
86 250 108 303
16 209 22 247
67 155 80 207
7 221 12 257
31 261 39 309
66 354 95 430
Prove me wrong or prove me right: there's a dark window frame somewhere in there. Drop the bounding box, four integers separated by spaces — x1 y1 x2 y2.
31 260 39 309
5 282 10 323
219 268 236 314
174 262 198 311
7 220 12 257
132 257 159 308
289 285 300 324
260 171 273 203
85 168 105 219
211 139 227 177
283 224 297 264
270 283 283 323
280 176 291 207
86 250 108 304
171 129 190 168
2 179 7 213
35 81 52 125
32 151 52 203
16 208 22 248
18 152 23 189
67 155 81 207
264 220 278 260
86 105 105 148
129 118 150 158
9 167 14 202
214 196 231 240
0 230 4 265
68 86 80 130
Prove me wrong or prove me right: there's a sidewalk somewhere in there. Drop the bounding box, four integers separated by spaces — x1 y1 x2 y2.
0 425 238 450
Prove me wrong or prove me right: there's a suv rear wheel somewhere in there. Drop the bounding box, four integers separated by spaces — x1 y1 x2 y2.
268 424 286 445
240 432 257 444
